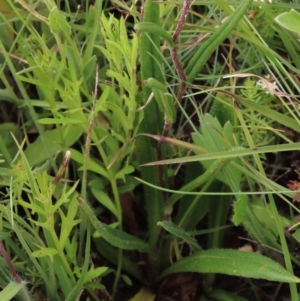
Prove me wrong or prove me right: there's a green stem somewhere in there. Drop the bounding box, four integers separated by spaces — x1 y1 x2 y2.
135 0 171 280
44 199 77 285
110 178 123 293
93 140 124 293
138 0 164 262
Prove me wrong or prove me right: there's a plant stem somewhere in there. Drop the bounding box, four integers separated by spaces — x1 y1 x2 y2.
137 0 164 278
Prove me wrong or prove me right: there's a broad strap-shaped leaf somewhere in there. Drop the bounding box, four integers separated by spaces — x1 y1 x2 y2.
78 197 149 253
160 249 300 283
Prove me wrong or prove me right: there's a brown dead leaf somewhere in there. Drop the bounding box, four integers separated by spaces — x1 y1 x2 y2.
287 180 300 202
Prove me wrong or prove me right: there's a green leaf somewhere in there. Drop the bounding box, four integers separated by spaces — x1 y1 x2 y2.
83 265 108 283
0 281 27 301
0 122 18 164
237 96 300 133
134 22 174 48
115 165 134 180
24 125 83 166
210 92 235 126
91 188 118 218
275 9 300 34
101 100 129 135
78 197 149 252
292 229 300 244
158 221 201 251
249 199 291 238
186 0 253 82
232 195 248 226
71 148 109 179
31 247 58 261
160 249 300 283
0 232 11 240
192 114 242 188
83 55 97 82
38 118 83 125
121 274 132 286
59 195 80 250
142 140 300 166
48 6 71 35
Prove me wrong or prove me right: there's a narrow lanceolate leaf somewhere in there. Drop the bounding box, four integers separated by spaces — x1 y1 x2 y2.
158 221 201 251
186 0 253 83
77 197 149 253
0 281 26 301
159 249 300 283
134 22 174 48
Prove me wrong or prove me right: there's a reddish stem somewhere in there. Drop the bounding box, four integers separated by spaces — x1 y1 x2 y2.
0 242 22 283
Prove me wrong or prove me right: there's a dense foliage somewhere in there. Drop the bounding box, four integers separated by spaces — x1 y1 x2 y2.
0 0 300 300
